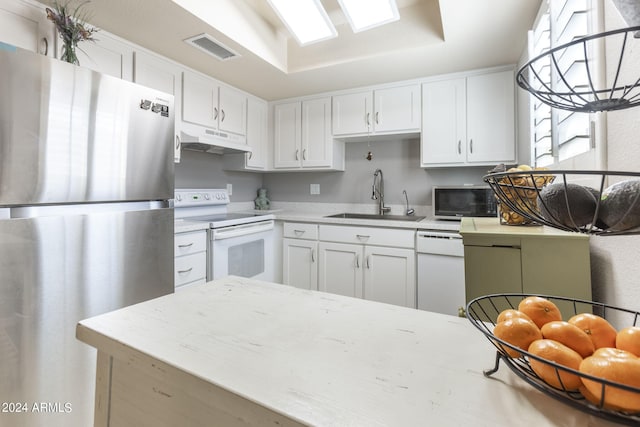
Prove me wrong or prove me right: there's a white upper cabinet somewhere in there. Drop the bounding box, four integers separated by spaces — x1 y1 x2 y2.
134 50 184 162
245 97 268 170
421 68 516 167
75 32 134 80
0 0 54 56
332 84 420 137
466 71 516 164
273 97 344 170
182 70 247 137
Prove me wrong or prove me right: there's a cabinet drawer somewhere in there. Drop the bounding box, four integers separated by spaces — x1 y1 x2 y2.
175 252 207 287
319 225 414 248
283 222 318 240
174 230 207 256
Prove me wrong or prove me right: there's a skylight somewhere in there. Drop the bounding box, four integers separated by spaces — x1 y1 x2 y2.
338 0 400 33
266 0 337 46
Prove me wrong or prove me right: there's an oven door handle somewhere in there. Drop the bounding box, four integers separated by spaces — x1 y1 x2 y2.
212 220 274 240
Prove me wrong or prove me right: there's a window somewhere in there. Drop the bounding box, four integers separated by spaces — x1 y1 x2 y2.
528 0 599 167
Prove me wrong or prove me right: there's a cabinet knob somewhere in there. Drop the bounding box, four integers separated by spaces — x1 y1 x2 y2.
177 267 193 275
221 109 225 122
302 149 307 160
458 140 461 154
295 149 299 161
469 139 473 153
355 254 360 268
213 107 219 120
375 111 379 124
178 243 194 248
311 248 316 263
175 135 181 150
365 112 370 127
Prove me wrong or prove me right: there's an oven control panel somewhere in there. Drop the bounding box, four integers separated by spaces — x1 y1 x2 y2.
174 189 229 207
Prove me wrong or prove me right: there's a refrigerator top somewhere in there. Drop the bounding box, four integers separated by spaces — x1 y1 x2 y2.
0 46 175 206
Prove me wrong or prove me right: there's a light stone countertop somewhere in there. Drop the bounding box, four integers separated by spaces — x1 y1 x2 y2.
175 201 463 233
76 276 619 427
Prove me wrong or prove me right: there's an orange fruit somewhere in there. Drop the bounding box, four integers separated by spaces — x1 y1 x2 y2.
568 313 617 349
592 347 638 359
580 352 640 412
541 321 595 358
493 317 542 358
518 296 562 328
528 339 583 390
616 326 640 356
496 309 533 324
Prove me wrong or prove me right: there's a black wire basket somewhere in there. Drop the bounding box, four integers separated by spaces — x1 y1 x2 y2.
483 170 640 235
517 26 640 113
467 293 640 426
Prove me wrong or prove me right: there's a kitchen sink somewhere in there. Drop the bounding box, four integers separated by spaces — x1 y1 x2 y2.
325 213 425 221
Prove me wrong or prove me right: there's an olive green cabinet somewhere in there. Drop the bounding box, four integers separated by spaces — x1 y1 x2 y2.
460 218 591 318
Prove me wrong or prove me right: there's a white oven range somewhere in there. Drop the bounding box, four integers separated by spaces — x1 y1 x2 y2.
175 189 275 282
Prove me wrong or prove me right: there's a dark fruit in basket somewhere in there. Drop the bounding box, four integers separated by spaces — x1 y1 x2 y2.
528 339 584 390
598 179 640 232
538 183 598 228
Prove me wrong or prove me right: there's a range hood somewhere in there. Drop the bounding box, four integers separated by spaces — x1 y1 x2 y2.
179 121 252 155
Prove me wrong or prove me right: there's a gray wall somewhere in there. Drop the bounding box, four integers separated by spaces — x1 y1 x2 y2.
175 138 494 206
262 138 491 206
175 150 263 202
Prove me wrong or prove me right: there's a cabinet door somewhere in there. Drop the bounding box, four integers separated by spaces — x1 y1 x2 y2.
331 91 372 136
301 97 332 168
75 32 134 80
218 85 247 136
182 71 216 128
421 78 466 166
318 242 363 298
373 85 420 133
273 102 302 168
283 239 317 291
134 51 183 162
466 70 515 164
364 246 416 308
246 97 267 169
464 245 522 315
0 0 53 56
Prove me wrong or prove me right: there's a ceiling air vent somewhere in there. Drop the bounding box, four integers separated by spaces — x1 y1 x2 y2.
184 33 240 61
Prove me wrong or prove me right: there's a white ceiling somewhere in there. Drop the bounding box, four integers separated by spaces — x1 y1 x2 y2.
45 0 543 101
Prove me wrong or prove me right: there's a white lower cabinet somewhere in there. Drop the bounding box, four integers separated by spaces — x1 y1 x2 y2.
282 222 319 290
317 225 416 308
282 238 318 291
174 229 207 291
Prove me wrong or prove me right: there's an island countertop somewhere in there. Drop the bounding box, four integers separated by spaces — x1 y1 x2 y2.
76 277 614 427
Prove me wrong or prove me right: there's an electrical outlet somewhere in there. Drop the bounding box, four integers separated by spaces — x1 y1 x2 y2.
310 184 320 195
226 183 232 195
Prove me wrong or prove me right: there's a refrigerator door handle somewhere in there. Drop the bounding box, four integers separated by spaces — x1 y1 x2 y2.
8 200 172 219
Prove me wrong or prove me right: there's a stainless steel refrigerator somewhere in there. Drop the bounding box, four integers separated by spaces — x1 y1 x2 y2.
0 46 175 426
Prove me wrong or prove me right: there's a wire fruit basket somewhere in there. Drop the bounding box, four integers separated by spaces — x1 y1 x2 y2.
484 170 640 235
467 294 640 426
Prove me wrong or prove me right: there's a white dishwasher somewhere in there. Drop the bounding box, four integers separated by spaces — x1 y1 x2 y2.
416 230 466 317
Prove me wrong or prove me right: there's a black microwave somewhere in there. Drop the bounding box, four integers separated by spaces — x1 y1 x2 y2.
432 186 498 220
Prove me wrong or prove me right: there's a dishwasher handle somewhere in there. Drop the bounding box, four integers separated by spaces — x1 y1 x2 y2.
416 230 462 240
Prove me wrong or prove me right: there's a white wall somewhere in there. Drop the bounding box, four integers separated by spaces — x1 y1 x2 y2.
589 0 640 322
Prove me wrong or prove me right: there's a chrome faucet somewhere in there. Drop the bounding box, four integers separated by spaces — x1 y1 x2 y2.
371 169 391 215
403 190 415 216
